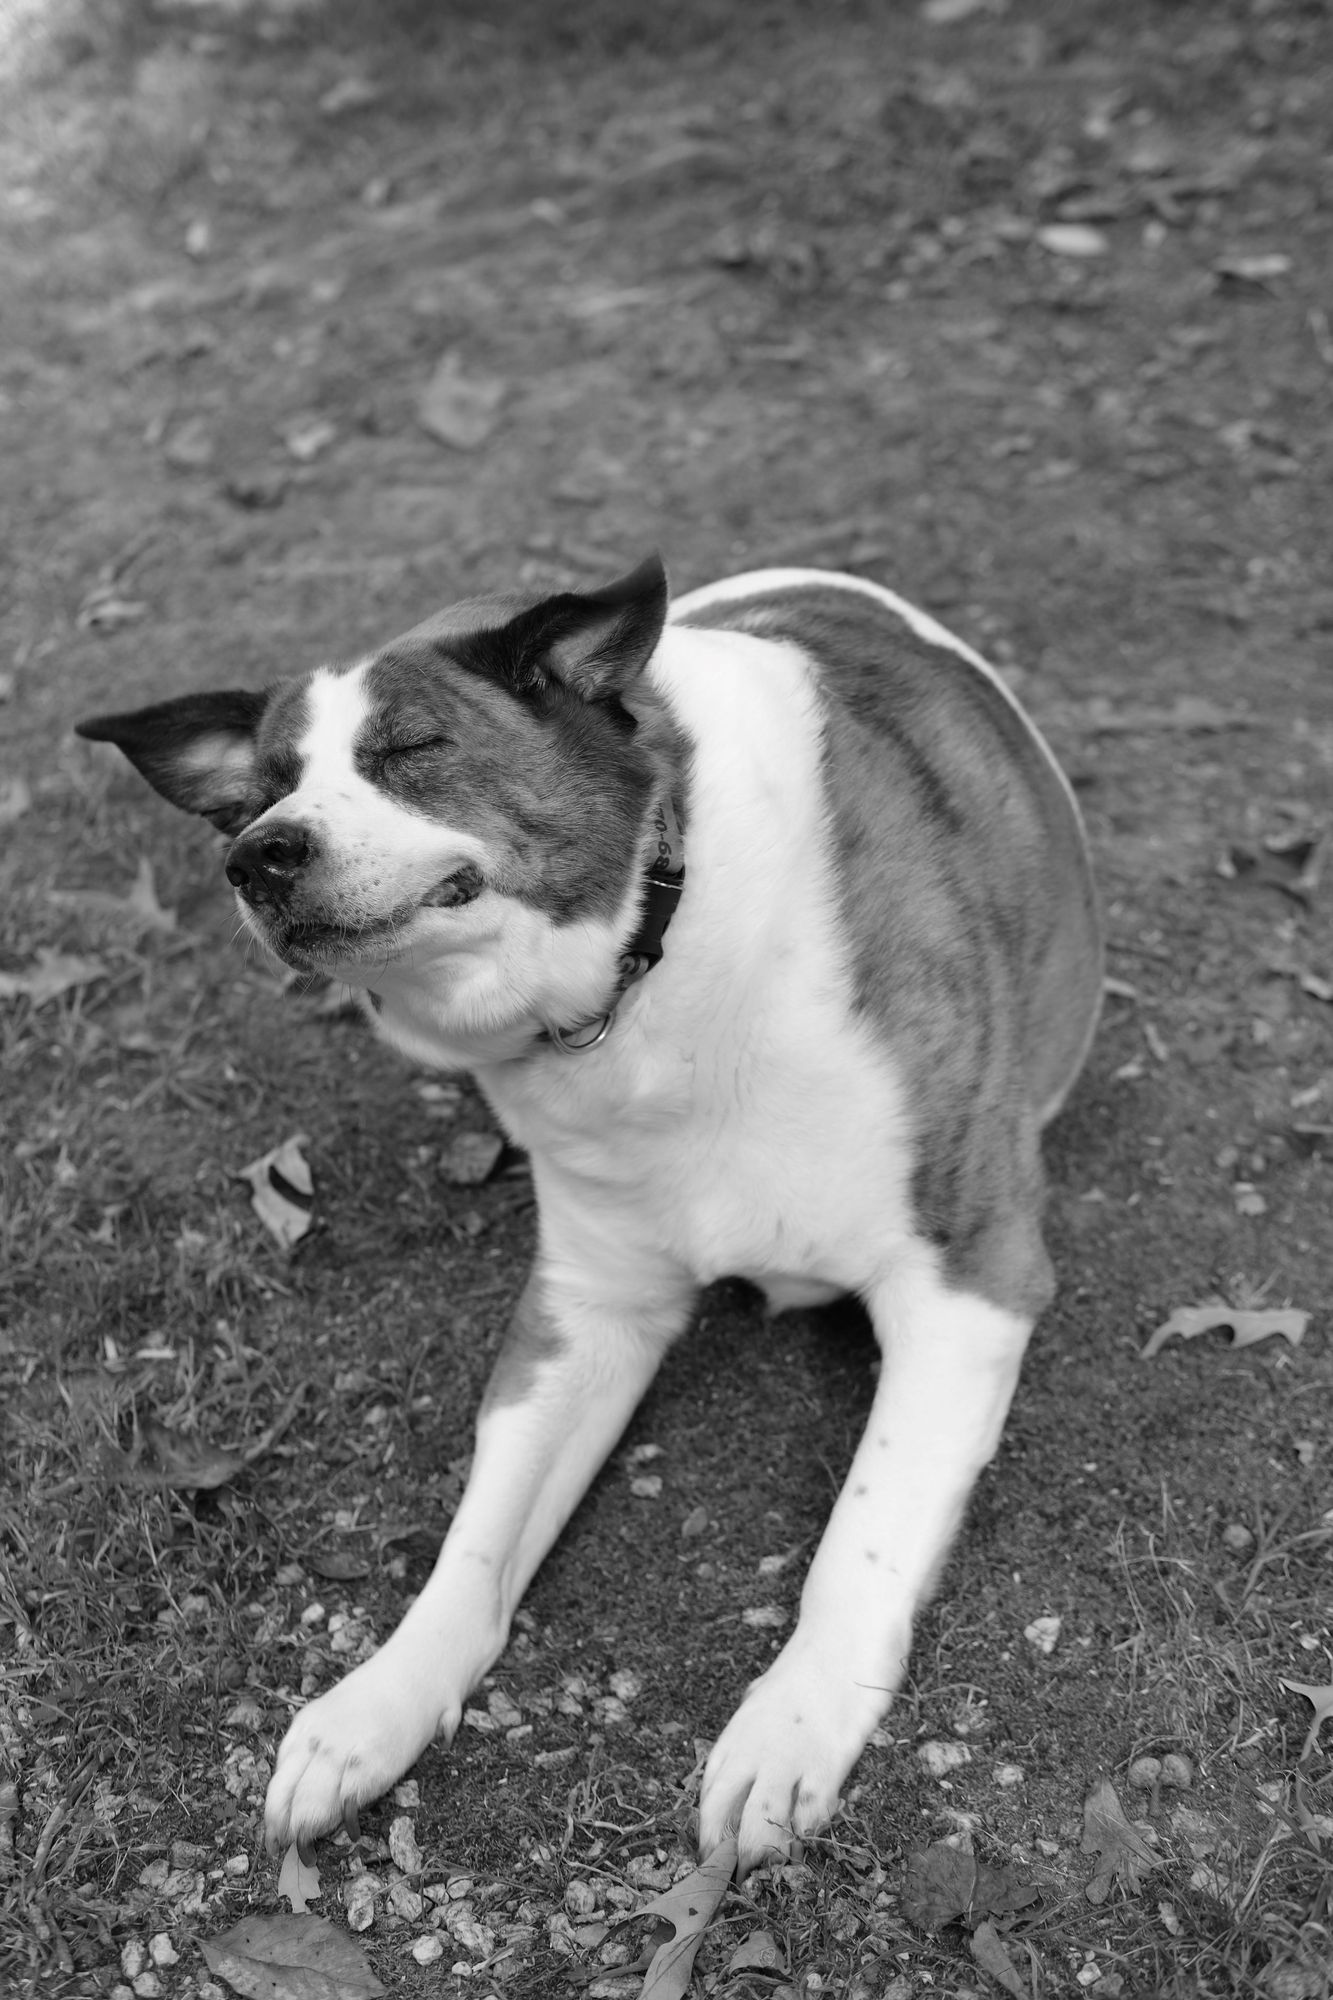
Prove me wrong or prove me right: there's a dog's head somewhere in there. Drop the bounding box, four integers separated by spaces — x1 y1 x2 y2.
78 558 679 1010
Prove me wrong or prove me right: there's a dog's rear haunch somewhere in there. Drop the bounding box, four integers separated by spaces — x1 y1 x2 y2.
79 557 1101 1873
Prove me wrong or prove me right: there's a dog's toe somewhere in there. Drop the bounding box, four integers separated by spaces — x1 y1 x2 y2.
263 1659 450 1857
699 1637 888 1874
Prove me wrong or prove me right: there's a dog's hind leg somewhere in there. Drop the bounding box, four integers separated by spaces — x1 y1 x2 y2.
264 1258 694 1855
699 1242 1043 1874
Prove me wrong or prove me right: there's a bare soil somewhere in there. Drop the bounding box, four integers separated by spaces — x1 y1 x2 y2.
2 2 1331 1997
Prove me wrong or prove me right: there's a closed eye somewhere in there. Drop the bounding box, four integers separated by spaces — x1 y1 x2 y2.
384 736 449 763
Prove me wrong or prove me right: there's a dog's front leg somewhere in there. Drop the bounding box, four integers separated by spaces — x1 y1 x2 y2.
265 1262 693 1853
700 1261 1037 1873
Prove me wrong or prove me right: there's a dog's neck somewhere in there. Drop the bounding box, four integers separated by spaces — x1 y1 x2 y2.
360 786 686 1072
541 793 685 1052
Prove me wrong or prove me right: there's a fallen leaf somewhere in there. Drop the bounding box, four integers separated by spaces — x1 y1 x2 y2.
1281 1678 1333 1760
1215 252 1291 286
199 1913 384 1998
282 417 338 464
48 857 177 938
970 1918 1026 1999
1227 832 1321 905
921 0 1002 19
306 1550 371 1581
0 948 108 1006
633 1838 736 1999
1037 222 1110 259
139 1417 246 1490
437 1131 505 1185
902 1843 1039 1931
418 352 507 451
0 776 32 824
1082 1776 1160 1902
77 592 149 631
163 418 216 472
319 76 382 116
727 1928 785 1973
278 1843 322 1915
237 1134 314 1250
1142 1302 1309 1360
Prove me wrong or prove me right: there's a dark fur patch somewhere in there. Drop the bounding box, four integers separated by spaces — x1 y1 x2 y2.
679 584 1102 1317
359 627 686 925
76 683 314 837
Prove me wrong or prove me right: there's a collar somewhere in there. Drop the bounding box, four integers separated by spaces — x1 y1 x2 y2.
544 794 685 1053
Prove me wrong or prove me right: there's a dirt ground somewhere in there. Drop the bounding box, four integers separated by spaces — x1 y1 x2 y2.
2 1 1332 1996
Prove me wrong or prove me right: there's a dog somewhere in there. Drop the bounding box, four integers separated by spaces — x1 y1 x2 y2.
78 557 1102 1873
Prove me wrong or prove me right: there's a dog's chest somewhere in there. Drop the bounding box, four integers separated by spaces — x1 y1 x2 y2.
479 972 916 1299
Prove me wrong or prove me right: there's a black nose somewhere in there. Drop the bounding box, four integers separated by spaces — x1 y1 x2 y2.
225 822 311 906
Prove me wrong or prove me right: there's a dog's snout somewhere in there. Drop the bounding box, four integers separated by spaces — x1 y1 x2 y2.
226 821 311 905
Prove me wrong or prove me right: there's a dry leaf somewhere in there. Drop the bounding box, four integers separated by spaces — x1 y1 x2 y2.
437 1131 505 1185
418 353 507 451
921 0 1002 19
1142 1302 1309 1360
0 776 32 825
902 1843 1039 1931
727 1928 785 1973
1037 222 1110 258
49 857 176 938
634 1838 736 1999
1281 1679 1333 1760
200 1913 384 1998
277 1841 322 1914
237 1134 315 1250
0 948 108 1007
970 1919 1026 1999
138 1417 246 1490
1082 1776 1160 1902
77 592 149 631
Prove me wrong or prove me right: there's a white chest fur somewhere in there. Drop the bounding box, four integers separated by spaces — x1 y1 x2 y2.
472 621 918 1304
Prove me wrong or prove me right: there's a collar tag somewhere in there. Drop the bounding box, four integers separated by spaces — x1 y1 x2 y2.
648 793 685 879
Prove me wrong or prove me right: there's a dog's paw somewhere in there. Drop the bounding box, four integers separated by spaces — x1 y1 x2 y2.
699 1641 888 1873
264 1656 455 1855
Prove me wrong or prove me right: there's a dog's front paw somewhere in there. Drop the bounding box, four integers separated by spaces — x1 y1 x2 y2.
699 1640 889 1873
265 1655 456 1855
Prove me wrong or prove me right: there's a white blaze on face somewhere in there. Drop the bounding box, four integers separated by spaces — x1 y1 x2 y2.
268 663 491 922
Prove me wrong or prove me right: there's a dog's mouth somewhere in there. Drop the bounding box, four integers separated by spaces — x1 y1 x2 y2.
266 913 410 971
418 862 484 911
251 866 486 971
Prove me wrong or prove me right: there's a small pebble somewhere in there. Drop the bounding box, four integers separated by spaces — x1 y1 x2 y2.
411 1935 444 1964
565 1878 598 1917
918 1740 972 1778
148 1935 178 1967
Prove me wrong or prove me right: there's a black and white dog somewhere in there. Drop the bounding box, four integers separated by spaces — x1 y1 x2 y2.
79 558 1102 1873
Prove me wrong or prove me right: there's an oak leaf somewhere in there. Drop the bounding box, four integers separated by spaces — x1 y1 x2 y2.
1281 1678 1333 1760
1082 1776 1159 1902
1142 1301 1308 1360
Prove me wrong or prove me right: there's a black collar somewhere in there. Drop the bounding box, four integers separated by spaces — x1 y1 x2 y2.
544 799 685 1053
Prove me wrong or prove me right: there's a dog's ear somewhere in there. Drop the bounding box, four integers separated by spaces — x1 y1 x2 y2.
500 553 669 702
76 690 270 835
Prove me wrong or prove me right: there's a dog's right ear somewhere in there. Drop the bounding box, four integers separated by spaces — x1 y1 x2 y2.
76 690 270 835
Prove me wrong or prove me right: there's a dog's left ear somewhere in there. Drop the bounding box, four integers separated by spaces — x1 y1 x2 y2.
504 554 669 702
